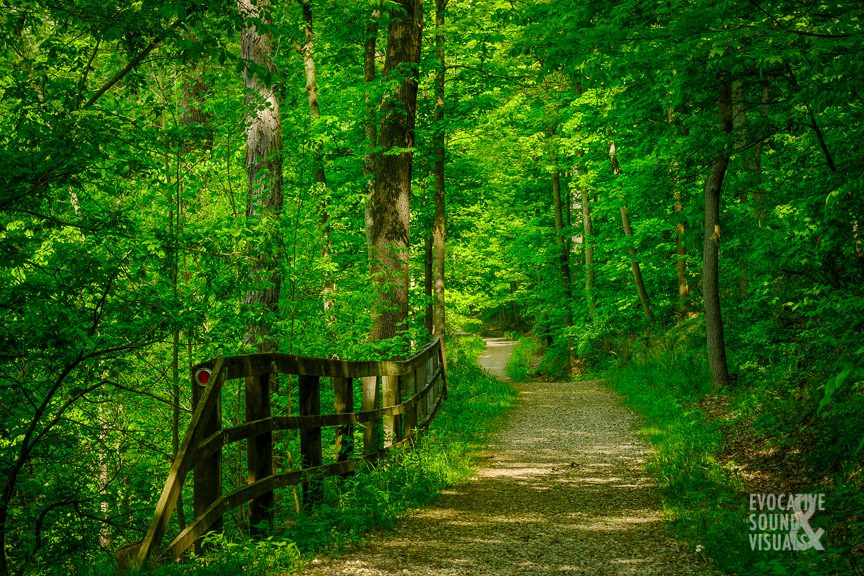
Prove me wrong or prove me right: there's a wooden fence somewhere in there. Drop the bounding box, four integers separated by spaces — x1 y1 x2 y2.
125 338 446 568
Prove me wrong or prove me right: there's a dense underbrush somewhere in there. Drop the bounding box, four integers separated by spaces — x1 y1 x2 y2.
604 332 862 575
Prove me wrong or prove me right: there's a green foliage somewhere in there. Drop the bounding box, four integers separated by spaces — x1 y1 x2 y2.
2 0 863 572
505 337 541 382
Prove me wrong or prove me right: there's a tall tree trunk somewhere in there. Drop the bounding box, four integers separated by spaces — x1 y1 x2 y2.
431 0 446 346
363 5 381 183
551 160 573 318
674 189 690 318
704 72 734 390
731 78 765 300
367 0 423 346
667 108 690 319
239 0 283 354
610 141 654 324
580 186 596 319
299 0 334 315
551 158 575 369
424 231 433 334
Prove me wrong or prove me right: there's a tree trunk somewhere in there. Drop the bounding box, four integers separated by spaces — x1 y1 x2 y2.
367 0 423 346
674 189 690 318
299 0 334 315
432 0 446 346
619 204 654 324
580 186 596 319
551 158 575 369
704 72 733 390
240 0 283 354
424 231 433 334
610 141 654 324
363 5 381 182
731 78 764 299
666 107 691 319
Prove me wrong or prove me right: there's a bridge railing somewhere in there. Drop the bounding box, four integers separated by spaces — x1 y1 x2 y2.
128 338 446 567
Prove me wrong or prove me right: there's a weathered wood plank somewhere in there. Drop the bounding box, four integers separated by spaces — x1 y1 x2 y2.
193 370 222 554
361 376 380 455
135 359 225 567
245 373 273 534
190 338 441 380
299 375 322 510
416 358 427 425
381 375 399 446
401 370 417 440
332 377 354 475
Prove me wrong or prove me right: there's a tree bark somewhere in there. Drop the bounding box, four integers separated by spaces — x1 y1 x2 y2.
665 108 691 319
580 186 596 319
432 0 446 346
239 0 283 354
424 231 433 334
551 157 575 369
609 141 654 324
551 160 574 327
674 189 690 318
298 0 334 314
363 5 381 182
704 72 734 390
731 78 765 299
367 0 423 346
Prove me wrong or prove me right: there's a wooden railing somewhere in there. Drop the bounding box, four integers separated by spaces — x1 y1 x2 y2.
125 338 446 568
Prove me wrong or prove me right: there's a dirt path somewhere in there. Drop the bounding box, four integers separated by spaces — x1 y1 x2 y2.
298 338 711 575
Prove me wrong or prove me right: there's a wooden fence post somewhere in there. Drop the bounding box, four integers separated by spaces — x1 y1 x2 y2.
431 350 440 405
381 375 401 445
299 375 322 510
361 376 381 455
416 360 427 425
192 374 222 553
332 377 354 475
402 369 417 440
245 373 273 534
439 341 448 399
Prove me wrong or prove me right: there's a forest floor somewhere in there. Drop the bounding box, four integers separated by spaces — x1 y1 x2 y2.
296 339 714 575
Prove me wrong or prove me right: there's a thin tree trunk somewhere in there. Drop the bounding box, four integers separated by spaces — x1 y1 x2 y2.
424 231 433 334
551 158 575 369
367 0 423 346
610 141 654 324
299 0 334 315
551 161 574 325
704 72 734 391
432 0 446 346
362 5 381 182
581 186 596 318
619 204 654 324
732 78 763 299
97 401 112 550
674 189 690 318
239 0 283 354
666 107 690 319
551 164 571 295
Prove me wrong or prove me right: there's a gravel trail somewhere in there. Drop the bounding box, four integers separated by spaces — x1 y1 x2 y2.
298 338 710 575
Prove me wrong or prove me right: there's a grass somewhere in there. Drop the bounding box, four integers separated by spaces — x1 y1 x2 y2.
604 349 853 575
115 336 517 576
505 336 542 381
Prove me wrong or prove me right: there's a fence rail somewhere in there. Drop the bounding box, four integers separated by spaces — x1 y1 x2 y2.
123 338 447 568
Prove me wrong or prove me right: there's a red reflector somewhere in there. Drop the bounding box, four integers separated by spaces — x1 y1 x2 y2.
195 369 211 385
